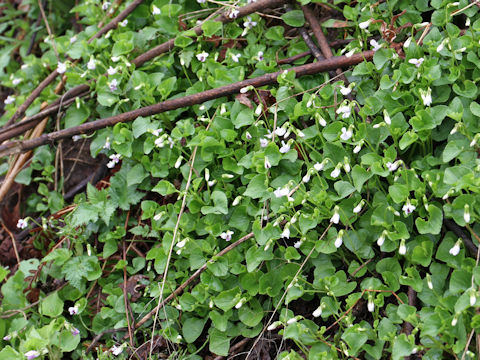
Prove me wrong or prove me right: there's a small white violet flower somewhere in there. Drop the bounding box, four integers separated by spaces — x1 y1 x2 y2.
312 304 324 317
71 327 80 336
196 51 209 62
399 239 407 255
12 78 22 85
449 240 461 256
257 51 264 61
267 321 281 331
24 350 40 360
260 138 268 147
426 274 433 290
464 204 470 223
336 105 351 119
384 109 391 125
57 62 67 74
111 344 123 356
107 66 117 75
17 218 28 229
370 39 382 51
231 53 241 63
264 156 271 169
102 2 110 11
314 161 324 171
235 299 244 309
470 288 477 306
109 79 118 92
330 206 340 224
367 297 375 312
87 58 96 70
281 225 290 239
402 200 416 216
408 58 424 68
152 5 161 15
420 88 432 107
377 230 387 247
359 19 372 29
119 20 128 27
340 86 351 96
274 187 289 198
330 165 341 178
353 200 365 214
229 9 239 19
68 306 79 315
4 95 15 105
220 230 234 242
280 141 290 153
335 230 344 248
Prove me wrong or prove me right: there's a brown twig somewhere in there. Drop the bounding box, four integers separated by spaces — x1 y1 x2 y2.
122 212 134 348
213 337 251 360
1 223 21 264
0 51 374 157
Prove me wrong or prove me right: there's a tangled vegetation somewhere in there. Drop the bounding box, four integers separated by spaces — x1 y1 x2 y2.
1 0 480 359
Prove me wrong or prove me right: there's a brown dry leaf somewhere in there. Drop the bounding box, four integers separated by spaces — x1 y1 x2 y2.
235 93 253 109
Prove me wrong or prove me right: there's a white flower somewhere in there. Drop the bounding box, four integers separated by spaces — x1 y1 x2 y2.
470 289 477 306
175 156 183 169
267 321 281 331
70 36 77 44
449 240 461 256
220 230 234 241
384 110 391 125
152 5 161 15
4 95 15 105
386 161 399 172
370 39 382 51
109 79 118 92
231 53 241 63
286 317 298 325
12 78 22 85
3 334 11 341
57 62 67 74
107 154 121 168
312 304 323 317
229 9 239 19
244 131 252 141
330 165 341 178
314 162 324 171
243 17 257 29
437 40 445 52
402 200 416 215
426 274 433 290
330 207 340 224
464 204 470 223
195 51 209 62
367 299 375 312
264 156 271 169
274 187 289 198
232 196 242 206
111 345 123 356
297 130 304 138
87 58 96 70
255 103 263 116
336 105 351 119
353 143 362 153
111 56 120 62
335 230 344 248
240 86 250 93
353 200 364 214
257 51 264 61
260 138 268 147
279 141 290 153
25 350 40 360
399 239 407 255
102 2 110 11
408 58 424 68
68 306 79 315
345 49 356 57
72 135 82 142
281 226 290 239
197 0 206 3
359 19 372 29
451 315 458 326
235 299 244 309
470 134 480 147
316 114 327 127
17 218 28 229
294 240 302 249
120 19 128 27
420 88 432 106
344 162 351 173
403 37 412 48
107 66 117 75
377 231 386 246
275 127 287 137
340 86 351 96
302 173 311 183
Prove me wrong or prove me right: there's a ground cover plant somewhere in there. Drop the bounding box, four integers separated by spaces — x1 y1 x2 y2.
0 0 480 359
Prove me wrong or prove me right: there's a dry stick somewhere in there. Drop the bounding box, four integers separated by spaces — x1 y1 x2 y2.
302 5 348 84
5 0 144 126
85 327 128 354
1 223 21 264
213 337 251 360
122 213 134 348
0 51 374 158
37 0 59 60
2 0 288 138
134 232 254 330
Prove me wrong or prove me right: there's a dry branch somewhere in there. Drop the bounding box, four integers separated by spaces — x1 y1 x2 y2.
0 51 374 157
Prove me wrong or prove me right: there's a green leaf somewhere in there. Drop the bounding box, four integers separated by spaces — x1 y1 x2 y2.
281 10 305 27
334 181 356 198
39 291 63 318
352 165 373 192
415 205 443 235
411 240 433 266
201 20 222 37
183 317 206 343
64 102 90 128
232 108 254 128
238 298 263 327
174 35 194 48
201 190 228 215
243 174 268 199
209 328 230 356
